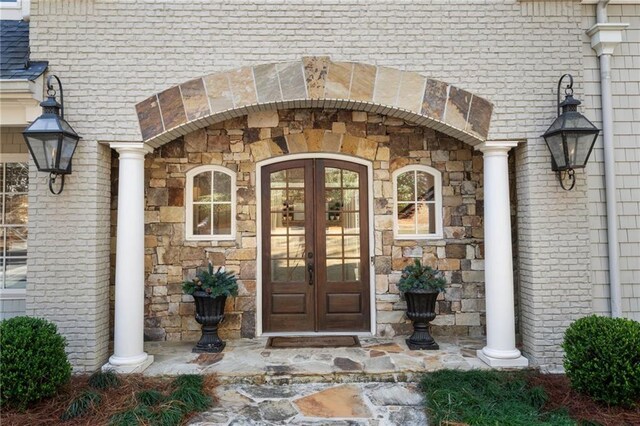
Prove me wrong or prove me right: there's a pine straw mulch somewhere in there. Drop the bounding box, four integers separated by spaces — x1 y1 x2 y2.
528 373 640 426
1 374 218 426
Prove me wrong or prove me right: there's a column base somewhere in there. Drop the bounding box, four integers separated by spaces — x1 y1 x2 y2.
102 354 154 373
477 350 529 368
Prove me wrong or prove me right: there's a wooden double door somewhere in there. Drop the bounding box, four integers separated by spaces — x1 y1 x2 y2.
261 159 370 332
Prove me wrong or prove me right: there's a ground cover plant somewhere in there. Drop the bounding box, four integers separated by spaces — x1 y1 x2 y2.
0 372 217 426
421 370 640 426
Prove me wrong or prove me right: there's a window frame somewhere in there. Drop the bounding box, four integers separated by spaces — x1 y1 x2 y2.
392 164 443 240
0 153 28 299
185 165 237 241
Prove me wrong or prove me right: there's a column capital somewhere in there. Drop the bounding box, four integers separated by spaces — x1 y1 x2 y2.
586 23 629 57
109 142 154 156
476 140 520 155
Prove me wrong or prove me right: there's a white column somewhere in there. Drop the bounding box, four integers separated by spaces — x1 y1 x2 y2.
103 143 154 373
476 141 528 368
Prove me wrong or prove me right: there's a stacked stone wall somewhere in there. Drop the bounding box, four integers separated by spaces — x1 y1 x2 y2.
110 109 492 341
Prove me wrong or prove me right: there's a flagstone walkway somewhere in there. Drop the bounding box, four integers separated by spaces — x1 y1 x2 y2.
144 335 488 384
188 382 427 425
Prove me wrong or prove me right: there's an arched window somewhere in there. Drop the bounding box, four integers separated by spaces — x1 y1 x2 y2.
392 165 442 239
185 165 236 241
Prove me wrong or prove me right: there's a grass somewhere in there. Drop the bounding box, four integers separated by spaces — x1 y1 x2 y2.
0 373 217 426
420 370 576 426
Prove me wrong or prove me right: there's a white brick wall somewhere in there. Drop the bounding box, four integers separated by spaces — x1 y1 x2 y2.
583 4 640 321
25 141 111 372
26 0 606 370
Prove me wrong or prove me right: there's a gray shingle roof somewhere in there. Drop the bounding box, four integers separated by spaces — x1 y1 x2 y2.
1 20 47 80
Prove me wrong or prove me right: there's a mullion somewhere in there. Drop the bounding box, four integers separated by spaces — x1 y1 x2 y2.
209 171 215 236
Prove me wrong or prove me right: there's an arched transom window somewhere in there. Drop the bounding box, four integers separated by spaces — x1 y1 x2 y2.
185 165 236 241
393 165 442 239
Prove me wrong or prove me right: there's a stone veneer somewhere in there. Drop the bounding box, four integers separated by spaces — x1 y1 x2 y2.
111 109 493 342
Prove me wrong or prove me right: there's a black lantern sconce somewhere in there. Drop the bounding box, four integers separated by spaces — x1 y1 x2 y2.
22 75 81 194
542 74 600 190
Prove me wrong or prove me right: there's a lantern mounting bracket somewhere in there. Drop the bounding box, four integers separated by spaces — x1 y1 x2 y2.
558 168 575 191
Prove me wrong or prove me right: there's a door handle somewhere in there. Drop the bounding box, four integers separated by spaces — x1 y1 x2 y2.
307 263 314 286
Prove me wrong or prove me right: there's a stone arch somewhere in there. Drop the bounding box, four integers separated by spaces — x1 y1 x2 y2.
136 57 493 148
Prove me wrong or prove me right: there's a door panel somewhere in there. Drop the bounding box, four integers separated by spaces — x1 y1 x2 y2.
315 160 370 331
262 161 315 332
262 159 370 333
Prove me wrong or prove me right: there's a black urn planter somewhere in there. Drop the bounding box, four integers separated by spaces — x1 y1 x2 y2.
192 291 227 353
405 290 439 350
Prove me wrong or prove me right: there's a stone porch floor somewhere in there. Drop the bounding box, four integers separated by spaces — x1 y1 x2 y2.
144 335 489 384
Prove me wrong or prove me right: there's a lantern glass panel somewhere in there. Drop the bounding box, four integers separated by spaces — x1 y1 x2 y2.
26 116 62 132
24 134 61 171
546 116 564 134
574 133 597 167
58 136 79 172
564 112 595 130
544 133 566 169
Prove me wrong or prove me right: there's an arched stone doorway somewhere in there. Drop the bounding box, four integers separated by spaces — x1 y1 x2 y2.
105 59 527 373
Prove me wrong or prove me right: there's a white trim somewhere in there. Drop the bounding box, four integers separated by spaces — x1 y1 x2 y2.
185 165 237 241
392 165 443 240
0 289 26 300
256 153 376 337
0 153 28 162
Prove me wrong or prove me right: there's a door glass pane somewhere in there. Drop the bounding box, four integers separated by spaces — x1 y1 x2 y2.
271 170 286 188
342 170 359 188
416 203 435 234
397 202 415 234
416 171 434 201
342 212 360 234
343 189 359 211
290 258 305 282
287 168 305 188
271 189 286 208
325 168 341 187
271 260 288 281
326 236 342 258
288 235 305 259
396 171 415 201
326 259 342 282
193 204 211 235
270 213 287 234
343 235 360 257
344 259 360 281
213 204 231 234
271 236 287 258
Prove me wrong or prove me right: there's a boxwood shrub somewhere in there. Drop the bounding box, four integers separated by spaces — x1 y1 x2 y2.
562 315 640 407
0 316 72 409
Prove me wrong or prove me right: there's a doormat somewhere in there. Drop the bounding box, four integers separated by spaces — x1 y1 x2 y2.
266 336 360 349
